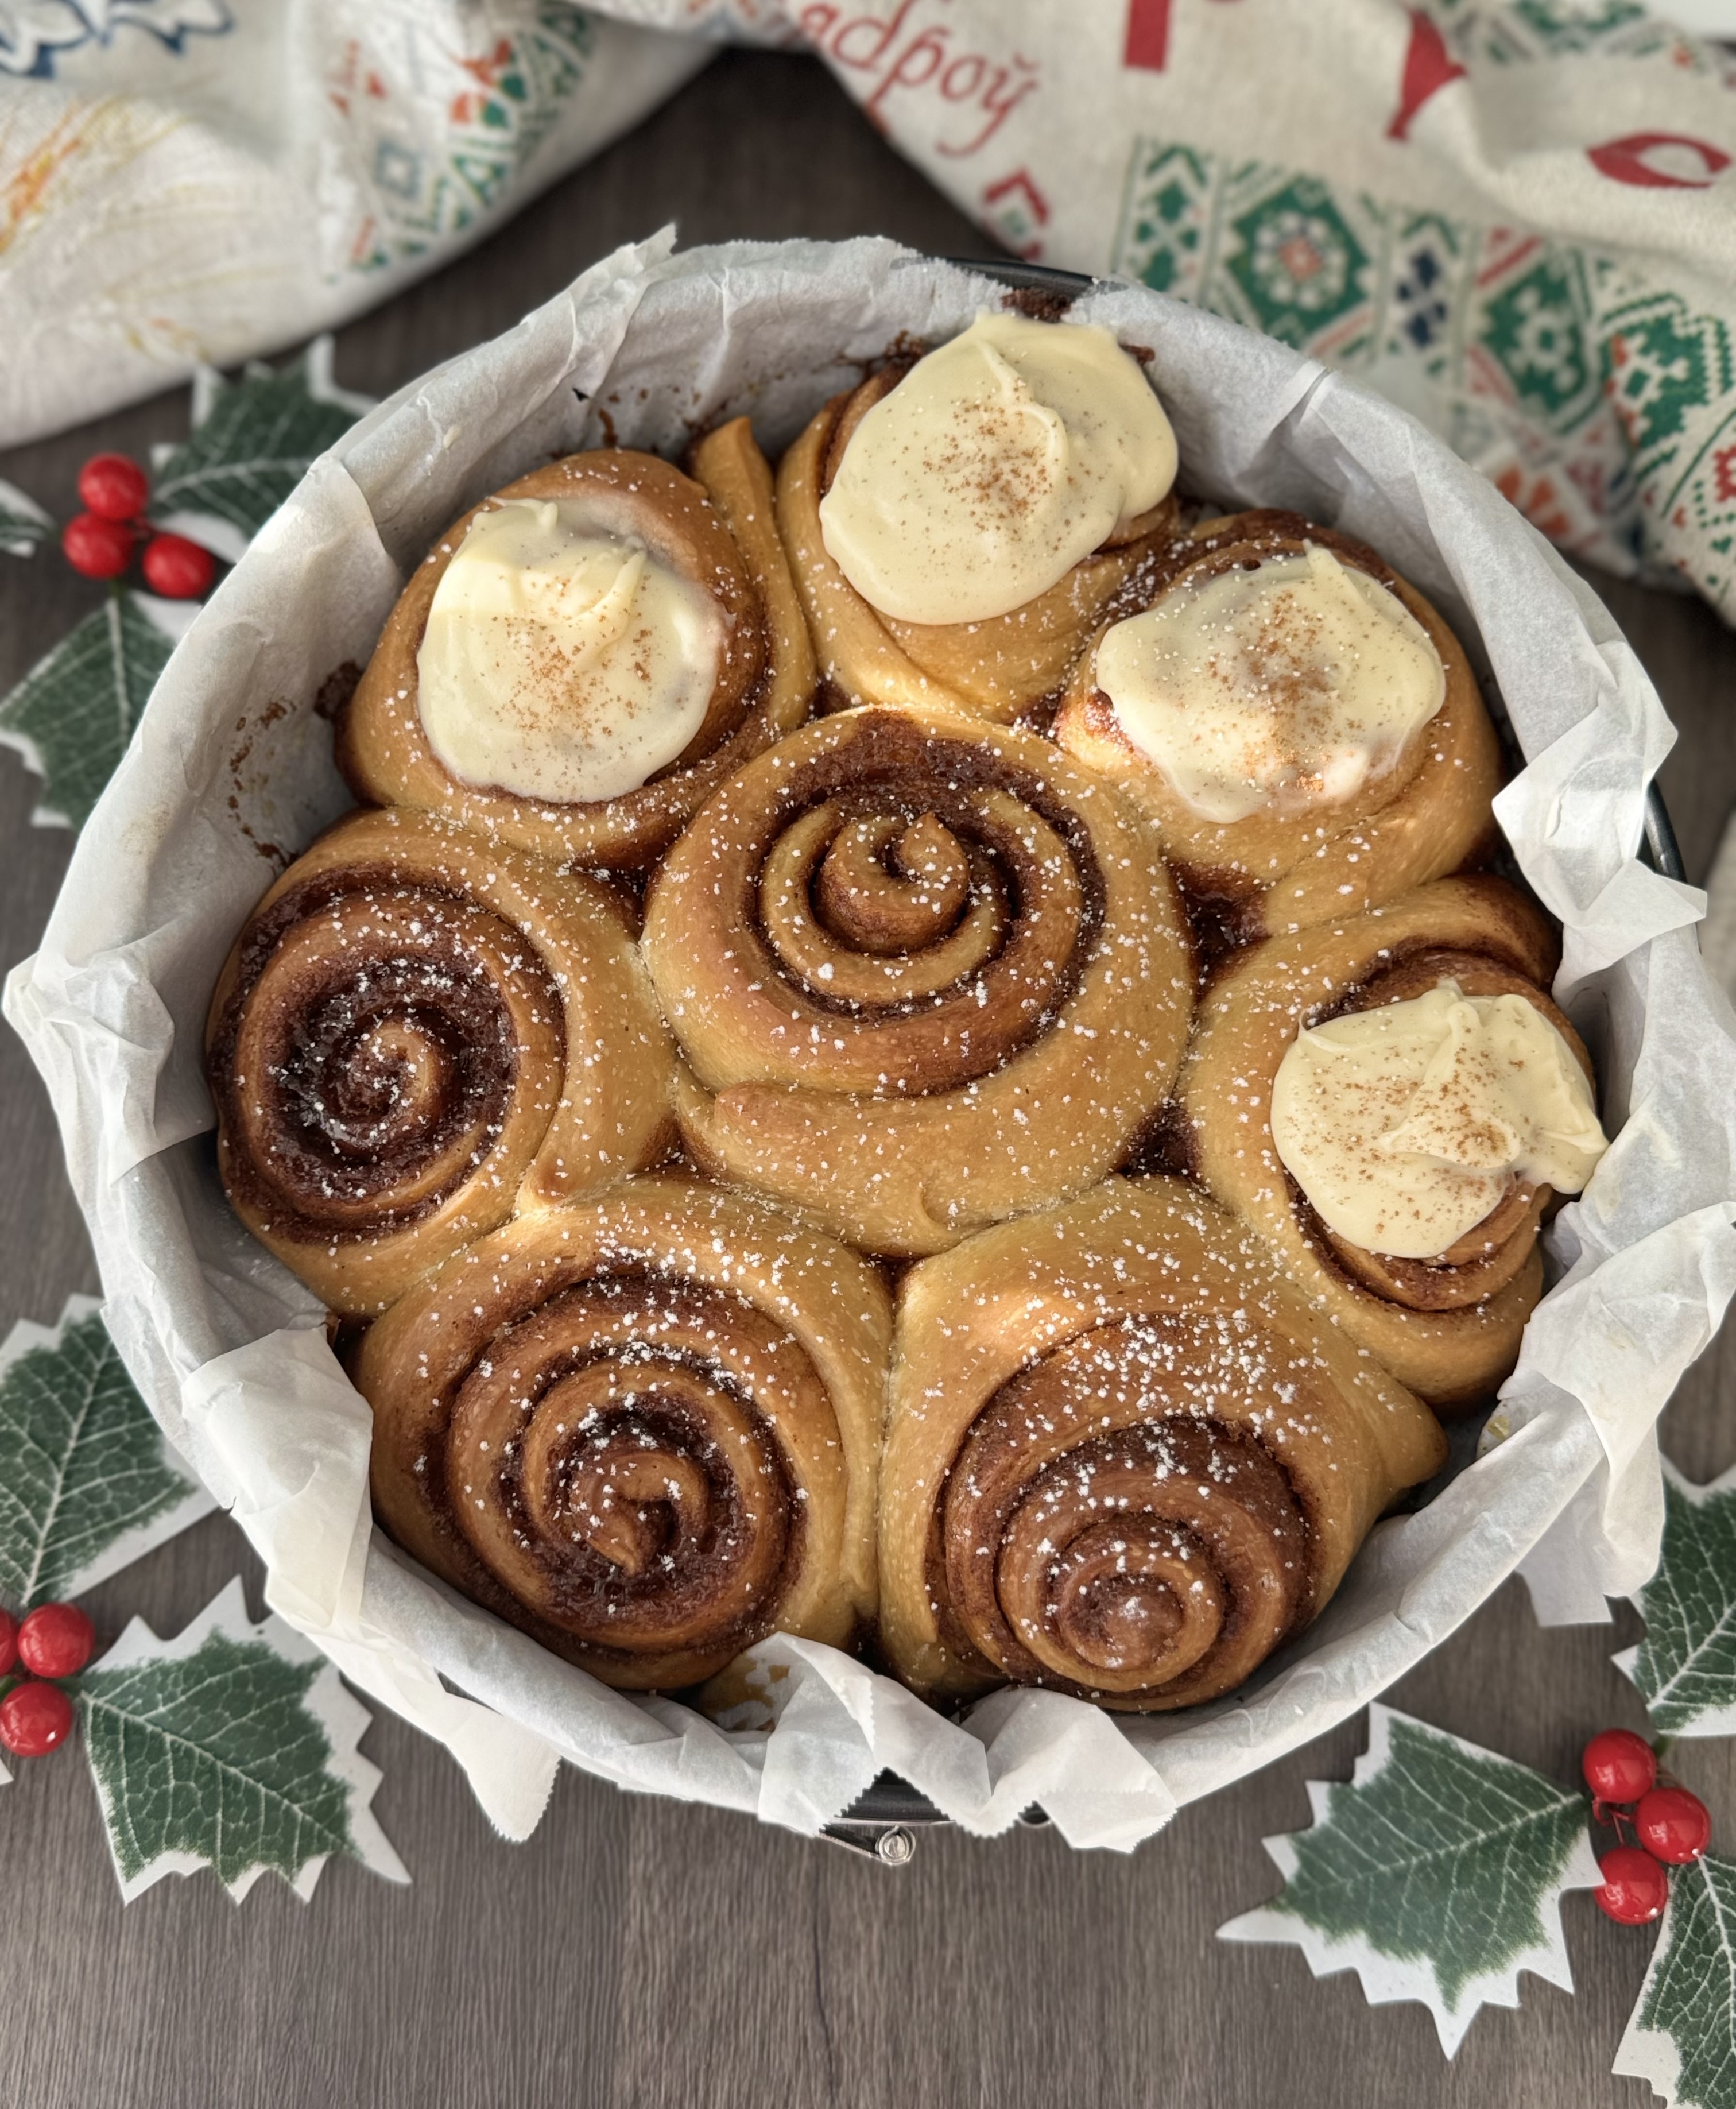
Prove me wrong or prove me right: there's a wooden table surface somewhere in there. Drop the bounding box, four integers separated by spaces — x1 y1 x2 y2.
3 50 1734 2109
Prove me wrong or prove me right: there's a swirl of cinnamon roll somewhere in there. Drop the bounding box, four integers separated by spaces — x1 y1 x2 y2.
1176 876 1605 1407
775 314 1182 726
205 807 676 1315
359 1175 890 1688
1051 512 1503 947
640 703 1193 1256
338 423 816 871
879 1177 1446 1710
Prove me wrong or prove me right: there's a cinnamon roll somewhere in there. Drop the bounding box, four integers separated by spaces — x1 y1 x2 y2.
1176 875 1607 1407
338 421 816 870
359 1175 890 1689
640 702 1193 1257
776 311 1182 725
1052 512 1503 943
205 807 675 1316
879 1177 1446 1710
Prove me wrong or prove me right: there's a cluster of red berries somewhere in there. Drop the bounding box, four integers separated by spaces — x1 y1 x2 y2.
61 452 215 600
0 1603 96 1758
1585 1728 1713 1925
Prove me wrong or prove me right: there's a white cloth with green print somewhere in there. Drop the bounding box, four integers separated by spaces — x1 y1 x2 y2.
5 0 1736 611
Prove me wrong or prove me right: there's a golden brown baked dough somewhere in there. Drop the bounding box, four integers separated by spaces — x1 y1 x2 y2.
775 364 1180 725
338 423 815 870
1176 874 1590 1407
359 1174 889 1689
1052 512 1503 943
879 1177 1446 1709
641 702 1193 1256
205 806 675 1316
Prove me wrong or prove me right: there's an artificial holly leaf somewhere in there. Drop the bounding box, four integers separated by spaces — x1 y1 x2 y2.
0 589 195 827
1618 1460 1736 1736
0 477 51 556
71 1578 408 1902
1614 1851 1736 2107
150 336 370 555
0 1297 211 1611
1219 1705 1601 2054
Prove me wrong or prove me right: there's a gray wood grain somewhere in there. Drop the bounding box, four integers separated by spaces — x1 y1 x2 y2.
0 48 1730 2109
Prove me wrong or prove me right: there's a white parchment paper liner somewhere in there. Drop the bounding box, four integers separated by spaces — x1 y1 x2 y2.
9 234 1736 1851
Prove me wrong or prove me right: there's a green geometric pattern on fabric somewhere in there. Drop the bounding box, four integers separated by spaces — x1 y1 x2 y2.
1226 176 1373 351
1605 300 1736 469
1219 1706 1600 2055
72 1580 408 1902
1614 1853 1736 2108
1480 254 1596 424
1428 0 1730 69
1110 133 1736 616
151 347 363 541
1623 1464 1736 1736
0 476 51 556
350 2 595 266
0 1299 209 1609
0 591 176 827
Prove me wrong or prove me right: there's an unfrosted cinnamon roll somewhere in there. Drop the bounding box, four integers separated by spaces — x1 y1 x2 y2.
776 312 1182 725
879 1177 1446 1710
640 702 1193 1256
359 1175 889 1689
1052 512 1502 943
205 807 675 1315
1176 876 1607 1407
339 421 815 870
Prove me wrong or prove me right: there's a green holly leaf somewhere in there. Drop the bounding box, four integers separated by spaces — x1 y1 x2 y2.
71 1578 408 1901
1618 1461 1736 1736
0 477 51 556
1614 1851 1736 2107
1219 1705 1601 2054
0 1297 211 1611
150 336 370 555
0 589 192 828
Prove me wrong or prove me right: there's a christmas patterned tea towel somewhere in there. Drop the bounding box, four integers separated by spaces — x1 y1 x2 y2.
6 1 1736 626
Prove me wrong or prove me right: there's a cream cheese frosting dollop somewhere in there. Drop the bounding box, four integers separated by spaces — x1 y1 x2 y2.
1094 545 1447 823
817 311 1178 626
1269 980 1608 1260
417 498 724 804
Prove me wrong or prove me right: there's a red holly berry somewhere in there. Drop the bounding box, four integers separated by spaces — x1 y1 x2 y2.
17 1602 95 1679
0 1608 14 1678
76 451 150 523
1595 1845 1671 1925
0 1679 74 1757
141 532 215 600
62 512 135 580
1583 1728 1658 1805
1636 1785 1712 1866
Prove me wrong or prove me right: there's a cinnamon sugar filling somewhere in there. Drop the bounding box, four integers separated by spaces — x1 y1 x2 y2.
440 1274 806 1671
209 867 557 1244
931 1315 1319 1711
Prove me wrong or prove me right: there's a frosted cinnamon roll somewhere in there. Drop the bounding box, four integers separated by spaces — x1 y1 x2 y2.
641 702 1192 1257
360 1175 889 1689
206 807 675 1316
880 1177 1446 1711
1176 876 1606 1407
1052 512 1503 943
776 312 1182 725
339 422 815 870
